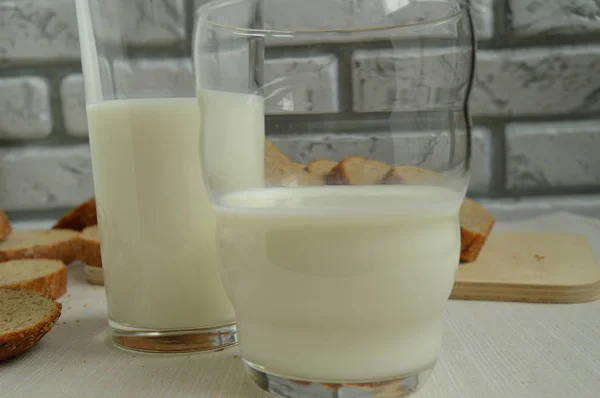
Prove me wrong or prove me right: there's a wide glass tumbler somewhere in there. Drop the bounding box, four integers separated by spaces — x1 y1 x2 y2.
75 0 237 353
194 0 475 395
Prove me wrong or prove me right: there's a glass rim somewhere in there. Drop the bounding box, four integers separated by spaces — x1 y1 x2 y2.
196 0 469 36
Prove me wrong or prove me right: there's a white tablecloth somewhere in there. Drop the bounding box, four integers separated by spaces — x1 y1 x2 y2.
2 213 600 397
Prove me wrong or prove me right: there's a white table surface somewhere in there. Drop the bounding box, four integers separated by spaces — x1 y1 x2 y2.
2 213 600 398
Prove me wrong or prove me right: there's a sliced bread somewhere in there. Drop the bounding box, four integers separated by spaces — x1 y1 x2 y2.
0 210 10 241
265 139 294 187
281 162 325 187
265 140 323 187
459 198 496 262
381 165 443 185
77 226 104 285
52 198 97 231
306 159 338 182
378 165 495 262
0 288 61 361
0 229 80 264
326 156 392 185
78 225 101 268
0 259 67 299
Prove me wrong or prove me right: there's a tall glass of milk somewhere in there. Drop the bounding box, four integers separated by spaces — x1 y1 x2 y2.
75 0 237 353
195 0 475 395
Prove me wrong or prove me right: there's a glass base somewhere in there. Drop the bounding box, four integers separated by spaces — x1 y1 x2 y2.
243 359 435 398
109 322 237 354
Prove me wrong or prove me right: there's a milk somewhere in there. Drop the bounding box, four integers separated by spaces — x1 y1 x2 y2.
87 95 262 330
215 185 462 381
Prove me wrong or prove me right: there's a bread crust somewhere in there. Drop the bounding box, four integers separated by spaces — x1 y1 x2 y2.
0 288 62 361
381 165 443 185
0 210 11 241
0 260 67 300
326 156 392 185
52 198 97 231
77 226 102 268
84 265 104 285
459 198 496 262
306 159 338 181
460 217 496 262
0 230 80 264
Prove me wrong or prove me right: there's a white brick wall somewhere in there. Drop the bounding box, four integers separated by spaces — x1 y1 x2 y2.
471 46 600 117
506 121 600 192
93 0 186 45
0 145 94 211
0 0 600 215
509 0 600 37
61 74 88 137
0 0 187 66
264 56 339 114
351 48 472 113
0 0 80 65
0 77 52 139
194 0 494 42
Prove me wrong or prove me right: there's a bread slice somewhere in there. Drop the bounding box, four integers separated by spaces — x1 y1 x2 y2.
306 159 338 182
0 259 67 299
326 156 392 185
379 165 495 262
52 198 97 231
0 229 80 264
281 162 325 188
78 225 101 267
84 265 104 286
265 140 323 187
459 198 496 262
381 165 443 185
76 225 104 285
0 288 61 361
0 210 10 241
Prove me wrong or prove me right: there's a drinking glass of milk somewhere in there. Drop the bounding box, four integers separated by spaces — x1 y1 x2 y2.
195 0 475 395
74 0 237 353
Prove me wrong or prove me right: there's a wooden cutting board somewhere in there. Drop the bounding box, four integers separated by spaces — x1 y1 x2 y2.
451 232 600 304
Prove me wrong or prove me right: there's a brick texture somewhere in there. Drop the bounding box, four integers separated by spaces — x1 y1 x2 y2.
194 0 492 42
506 121 600 192
264 56 339 114
0 0 80 65
0 145 94 211
352 48 472 113
0 77 52 140
113 58 195 99
61 74 88 137
93 0 186 46
472 46 600 117
471 0 495 39
1 0 600 214
509 0 600 36
469 127 493 194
